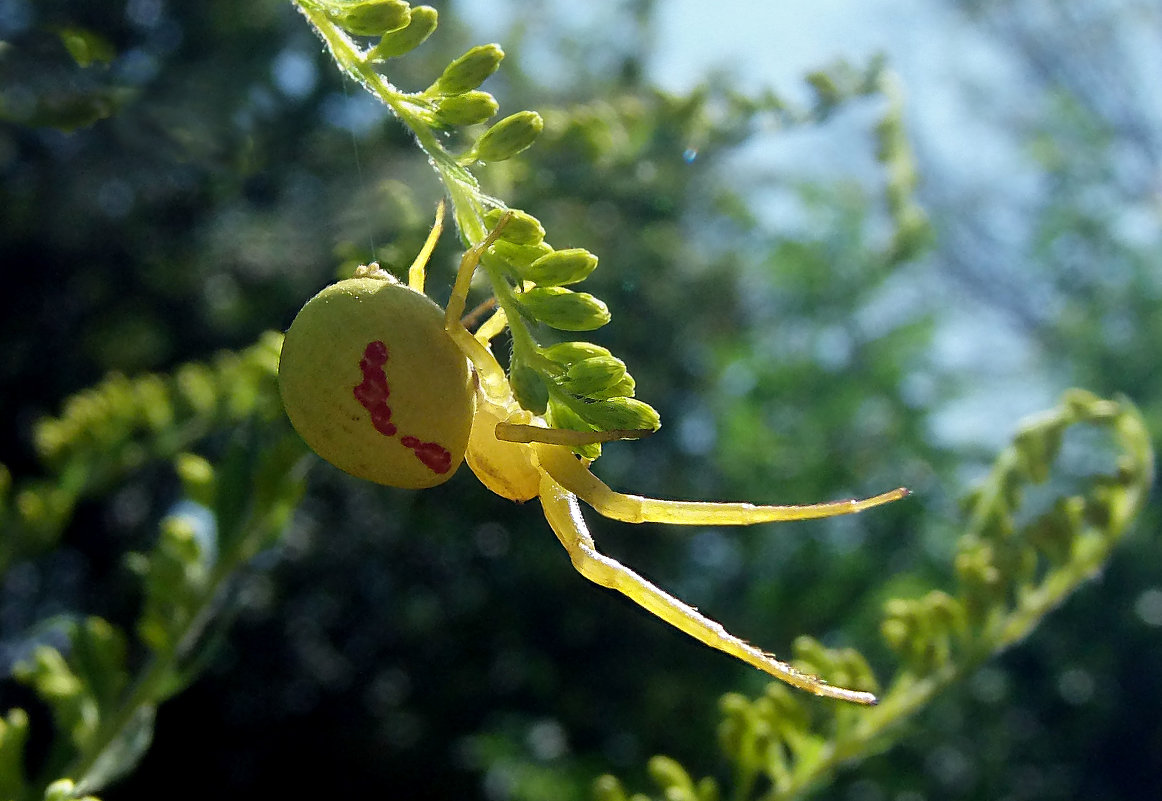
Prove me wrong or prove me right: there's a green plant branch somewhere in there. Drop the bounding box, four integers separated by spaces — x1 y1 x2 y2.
10 418 308 800
774 393 1152 800
57 548 239 798
2 334 286 573
294 0 574 416
295 2 491 236
291 1 665 448
599 390 1154 801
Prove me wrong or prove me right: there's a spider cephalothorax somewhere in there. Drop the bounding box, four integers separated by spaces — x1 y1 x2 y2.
278 203 907 704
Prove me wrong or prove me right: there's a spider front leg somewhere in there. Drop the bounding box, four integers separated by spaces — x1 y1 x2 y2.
535 443 908 525
537 473 878 704
407 200 447 294
443 208 515 396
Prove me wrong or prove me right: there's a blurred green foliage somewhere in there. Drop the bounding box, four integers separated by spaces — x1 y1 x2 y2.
598 389 1152 801
0 1 1158 801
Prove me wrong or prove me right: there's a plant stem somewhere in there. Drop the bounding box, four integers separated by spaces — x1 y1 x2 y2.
294 2 489 237
294 1 543 372
58 533 261 796
769 518 1130 799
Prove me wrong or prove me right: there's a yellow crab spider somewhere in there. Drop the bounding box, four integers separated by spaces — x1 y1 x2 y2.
278 203 908 705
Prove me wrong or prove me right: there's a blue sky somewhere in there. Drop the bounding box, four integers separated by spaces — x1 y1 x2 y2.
453 1 1159 450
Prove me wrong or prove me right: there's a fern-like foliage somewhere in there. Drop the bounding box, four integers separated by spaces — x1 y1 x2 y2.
1 334 292 571
594 389 1153 801
0 335 308 800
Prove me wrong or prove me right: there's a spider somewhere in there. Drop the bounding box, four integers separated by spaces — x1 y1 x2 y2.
278 203 908 705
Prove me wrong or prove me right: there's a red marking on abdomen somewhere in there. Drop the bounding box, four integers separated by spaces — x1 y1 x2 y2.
352 340 452 475
353 341 397 436
400 436 453 474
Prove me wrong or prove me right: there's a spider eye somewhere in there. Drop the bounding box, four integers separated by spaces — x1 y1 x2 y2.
278 275 475 488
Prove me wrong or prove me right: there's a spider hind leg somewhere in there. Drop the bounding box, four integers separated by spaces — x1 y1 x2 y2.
537 476 878 704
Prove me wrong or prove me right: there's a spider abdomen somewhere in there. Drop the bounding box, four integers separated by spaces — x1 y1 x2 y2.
279 274 475 488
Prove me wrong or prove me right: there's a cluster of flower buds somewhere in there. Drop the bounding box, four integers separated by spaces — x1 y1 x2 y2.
317 1 542 161
593 755 717 801
708 638 878 798
881 589 967 673
477 206 659 454
310 1 647 445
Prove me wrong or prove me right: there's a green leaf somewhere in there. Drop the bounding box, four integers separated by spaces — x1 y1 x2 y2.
75 705 155 795
510 362 549 415
56 27 116 68
0 709 30 800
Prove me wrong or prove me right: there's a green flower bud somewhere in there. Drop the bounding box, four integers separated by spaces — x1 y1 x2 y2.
562 355 626 395
16 488 48 526
791 635 832 673
175 452 216 508
0 709 29 774
954 544 1004 617
522 247 598 286
177 363 217 412
589 373 636 399
484 207 545 245
434 91 499 126
886 206 930 263
45 780 83 801
510 362 548 415
879 615 910 654
58 26 116 68
486 238 553 270
472 111 543 162
647 756 695 795
579 397 660 432
369 5 437 59
331 0 411 37
806 69 841 107
592 775 629 801
547 399 601 460
517 286 610 331
923 591 967 646
435 44 504 95
542 341 611 365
